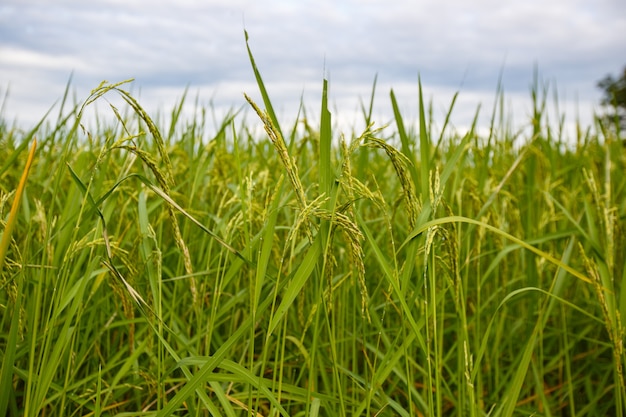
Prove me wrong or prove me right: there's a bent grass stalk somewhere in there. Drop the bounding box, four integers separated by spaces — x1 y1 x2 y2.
0 138 37 273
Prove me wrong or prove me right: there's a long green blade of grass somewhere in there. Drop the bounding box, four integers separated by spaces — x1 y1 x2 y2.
319 78 333 205
418 76 431 204
268 234 322 335
245 30 283 138
0 258 24 416
390 89 419 189
402 215 592 284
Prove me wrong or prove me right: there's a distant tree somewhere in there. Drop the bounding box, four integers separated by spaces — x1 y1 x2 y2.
597 66 626 133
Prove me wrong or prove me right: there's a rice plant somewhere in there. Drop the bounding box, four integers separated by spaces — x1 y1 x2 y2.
0 35 624 416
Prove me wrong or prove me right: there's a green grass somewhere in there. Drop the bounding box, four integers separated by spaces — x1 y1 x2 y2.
1 38 625 416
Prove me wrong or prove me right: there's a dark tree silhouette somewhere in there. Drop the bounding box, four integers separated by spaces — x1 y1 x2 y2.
597 66 626 133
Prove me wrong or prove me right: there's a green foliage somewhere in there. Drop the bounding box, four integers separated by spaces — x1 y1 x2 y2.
597 65 626 133
0 47 625 416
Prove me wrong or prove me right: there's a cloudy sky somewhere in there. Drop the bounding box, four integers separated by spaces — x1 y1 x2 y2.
1 0 625 137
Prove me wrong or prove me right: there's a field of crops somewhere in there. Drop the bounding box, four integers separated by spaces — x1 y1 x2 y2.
1 44 625 416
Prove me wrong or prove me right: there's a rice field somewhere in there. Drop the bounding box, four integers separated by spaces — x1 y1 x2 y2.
1 39 625 416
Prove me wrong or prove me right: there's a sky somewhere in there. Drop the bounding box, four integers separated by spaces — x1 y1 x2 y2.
1 0 625 139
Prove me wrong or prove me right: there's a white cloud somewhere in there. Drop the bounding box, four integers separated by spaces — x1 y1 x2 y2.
0 46 88 71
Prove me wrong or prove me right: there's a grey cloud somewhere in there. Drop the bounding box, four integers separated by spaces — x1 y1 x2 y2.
1 0 624 132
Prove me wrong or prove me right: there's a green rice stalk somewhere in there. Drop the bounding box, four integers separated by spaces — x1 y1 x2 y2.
245 93 312 241
579 243 626 411
0 245 25 417
89 82 196 304
314 207 368 321
339 137 370 321
362 136 420 229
